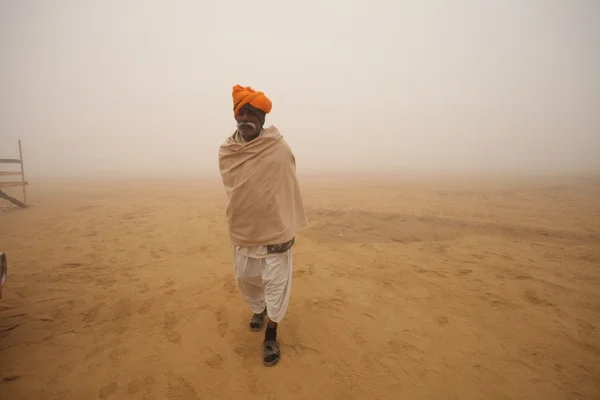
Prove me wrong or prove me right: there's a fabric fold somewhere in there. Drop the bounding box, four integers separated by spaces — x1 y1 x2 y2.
232 85 272 118
219 126 308 246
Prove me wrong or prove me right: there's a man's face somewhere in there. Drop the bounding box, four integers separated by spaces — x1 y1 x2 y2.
235 105 262 140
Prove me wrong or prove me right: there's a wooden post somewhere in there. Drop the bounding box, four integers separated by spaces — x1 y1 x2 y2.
18 139 26 206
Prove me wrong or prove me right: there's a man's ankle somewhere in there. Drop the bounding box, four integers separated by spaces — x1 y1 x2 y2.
265 323 277 341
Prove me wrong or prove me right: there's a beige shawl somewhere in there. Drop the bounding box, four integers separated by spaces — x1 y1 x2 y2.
218 126 308 247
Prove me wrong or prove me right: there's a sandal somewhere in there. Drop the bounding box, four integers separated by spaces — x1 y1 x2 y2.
263 339 280 366
249 310 267 332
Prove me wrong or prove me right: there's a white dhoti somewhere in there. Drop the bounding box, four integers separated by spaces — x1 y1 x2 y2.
232 245 293 323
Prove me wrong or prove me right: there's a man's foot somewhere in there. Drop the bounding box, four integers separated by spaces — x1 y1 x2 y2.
263 339 280 366
263 323 279 366
249 310 267 332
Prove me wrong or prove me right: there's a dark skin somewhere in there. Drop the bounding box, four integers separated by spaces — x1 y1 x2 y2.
235 105 263 141
254 310 277 329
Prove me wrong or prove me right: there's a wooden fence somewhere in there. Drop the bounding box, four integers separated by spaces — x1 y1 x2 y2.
0 139 28 208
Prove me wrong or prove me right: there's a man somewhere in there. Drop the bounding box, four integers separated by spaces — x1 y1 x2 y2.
218 85 308 366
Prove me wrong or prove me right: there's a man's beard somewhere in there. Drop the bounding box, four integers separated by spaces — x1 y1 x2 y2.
237 122 259 139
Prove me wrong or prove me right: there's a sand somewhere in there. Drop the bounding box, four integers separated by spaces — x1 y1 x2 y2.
1 174 599 399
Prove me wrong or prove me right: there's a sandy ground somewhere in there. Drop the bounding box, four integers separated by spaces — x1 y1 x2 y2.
0 174 599 400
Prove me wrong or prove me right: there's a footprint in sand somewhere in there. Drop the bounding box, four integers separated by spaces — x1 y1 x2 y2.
151 250 162 259
164 312 178 330
137 298 154 315
205 353 225 369
82 306 100 325
482 292 513 309
218 322 229 337
295 264 315 278
524 289 554 307
167 377 197 399
353 332 367 345
215 308 224 322
98 381 118 399
127 375 157 396
233 345 254 360
214 308 229 337
95 276 117 289
162 278 177 295
305 296 346 312
109 347 129 368
222 279 236 294
167 331 182 344
164 312 182 344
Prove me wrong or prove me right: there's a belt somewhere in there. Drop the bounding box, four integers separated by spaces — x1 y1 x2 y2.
266 237 295 254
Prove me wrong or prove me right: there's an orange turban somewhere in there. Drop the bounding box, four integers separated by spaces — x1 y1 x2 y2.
232 85 272 118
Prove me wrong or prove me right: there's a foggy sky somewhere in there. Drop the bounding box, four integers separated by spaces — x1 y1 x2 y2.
1 0 599 178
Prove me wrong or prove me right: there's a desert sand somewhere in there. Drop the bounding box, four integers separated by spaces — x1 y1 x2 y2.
0 174 599 400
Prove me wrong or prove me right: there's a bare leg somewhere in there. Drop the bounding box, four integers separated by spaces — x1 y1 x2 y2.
264 319 279 366
261 249 292 366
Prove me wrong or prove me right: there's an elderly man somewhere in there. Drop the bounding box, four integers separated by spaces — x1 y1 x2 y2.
218 85 308 366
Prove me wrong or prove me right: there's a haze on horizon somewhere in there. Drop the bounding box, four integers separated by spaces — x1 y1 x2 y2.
0 0 599 180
